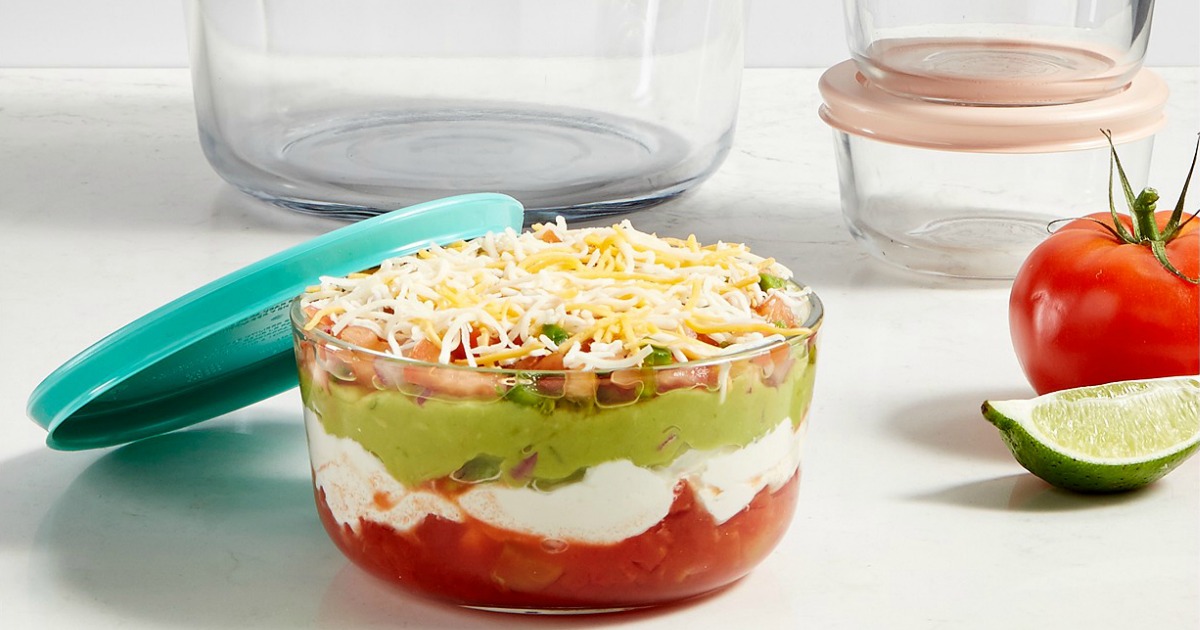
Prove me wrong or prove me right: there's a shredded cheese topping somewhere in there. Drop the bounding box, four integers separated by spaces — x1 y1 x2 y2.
301 218 813 371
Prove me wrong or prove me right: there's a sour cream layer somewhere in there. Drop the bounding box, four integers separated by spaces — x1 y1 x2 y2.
307 410 804 545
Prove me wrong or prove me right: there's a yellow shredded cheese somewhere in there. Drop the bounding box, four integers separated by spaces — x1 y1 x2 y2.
300 217 813 370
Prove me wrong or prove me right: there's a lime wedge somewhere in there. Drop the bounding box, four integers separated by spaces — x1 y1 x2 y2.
982 376 1200 493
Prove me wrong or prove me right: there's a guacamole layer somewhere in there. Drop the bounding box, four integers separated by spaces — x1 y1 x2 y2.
298 348 817 488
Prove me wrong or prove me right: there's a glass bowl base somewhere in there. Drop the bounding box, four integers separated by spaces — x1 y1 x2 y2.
201 104 728 224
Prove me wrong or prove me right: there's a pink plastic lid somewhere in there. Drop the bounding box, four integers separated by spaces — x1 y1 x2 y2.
818 60 1167 153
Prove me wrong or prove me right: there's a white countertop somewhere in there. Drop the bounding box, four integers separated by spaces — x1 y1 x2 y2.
1 68 1197 630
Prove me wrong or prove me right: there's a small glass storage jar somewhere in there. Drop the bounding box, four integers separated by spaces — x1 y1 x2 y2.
184 0 744 222
842 0 1155 105
290 290 822 613
819 60 1165 280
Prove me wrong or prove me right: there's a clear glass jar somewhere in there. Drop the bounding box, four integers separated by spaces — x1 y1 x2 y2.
819 61 1165 279
290 292 821 613
842 0 1155 105
184 0 744 223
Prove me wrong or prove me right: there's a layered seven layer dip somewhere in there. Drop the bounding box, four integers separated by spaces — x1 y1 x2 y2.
292 218 821 611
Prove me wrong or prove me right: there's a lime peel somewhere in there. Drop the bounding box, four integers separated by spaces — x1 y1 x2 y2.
982 376 1200 493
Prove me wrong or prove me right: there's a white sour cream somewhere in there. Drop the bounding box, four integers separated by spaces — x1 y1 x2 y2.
305 408 803 544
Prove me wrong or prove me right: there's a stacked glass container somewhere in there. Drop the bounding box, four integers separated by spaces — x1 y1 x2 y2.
821 0 1164 279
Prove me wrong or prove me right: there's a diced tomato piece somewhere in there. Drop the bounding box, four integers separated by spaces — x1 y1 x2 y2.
595 379 641 406
401 340 503 399
327 326 389 384
754 294 798 328
512 353 598 401
491 544 566 593
751 342 796 387
336 325 388 351
512 351 561 370
407 339 440 362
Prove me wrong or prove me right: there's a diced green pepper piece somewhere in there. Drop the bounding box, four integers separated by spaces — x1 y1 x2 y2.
644 346 674 366
505 382 555 414
539 323 570 346
758 273 787 291
451 454 504 483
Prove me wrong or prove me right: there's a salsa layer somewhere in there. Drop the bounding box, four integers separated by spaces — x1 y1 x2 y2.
314 471 801 610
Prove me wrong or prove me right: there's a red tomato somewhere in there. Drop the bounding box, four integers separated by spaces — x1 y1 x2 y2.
1009 210 1199 394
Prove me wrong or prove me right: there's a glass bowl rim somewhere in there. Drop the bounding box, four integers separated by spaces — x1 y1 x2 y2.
288 285 823 376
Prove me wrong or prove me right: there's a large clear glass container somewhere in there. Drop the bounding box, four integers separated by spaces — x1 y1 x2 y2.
843 0 1155 105
185 0 745 223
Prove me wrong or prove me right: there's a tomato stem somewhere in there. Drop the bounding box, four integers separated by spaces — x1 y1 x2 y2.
1131 187 1161 241
1103 129 1199 284
1104 130 1139 244
1162 133 1199 240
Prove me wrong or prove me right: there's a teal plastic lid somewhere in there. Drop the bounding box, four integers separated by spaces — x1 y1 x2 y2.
27 193 524 451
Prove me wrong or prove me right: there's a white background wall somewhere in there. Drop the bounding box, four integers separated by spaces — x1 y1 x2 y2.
0 0 1196 68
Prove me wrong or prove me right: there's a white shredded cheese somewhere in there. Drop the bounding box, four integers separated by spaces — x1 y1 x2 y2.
301 218 812 371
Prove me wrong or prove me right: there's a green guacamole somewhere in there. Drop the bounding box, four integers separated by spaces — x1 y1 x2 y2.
299 349 817 488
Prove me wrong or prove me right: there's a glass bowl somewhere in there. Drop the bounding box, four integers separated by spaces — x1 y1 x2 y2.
843 0 1155 105
184 0 745 223
289 289 822 613
819 61 1164 279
